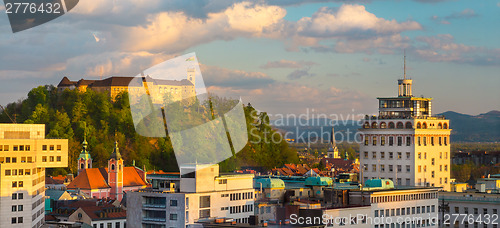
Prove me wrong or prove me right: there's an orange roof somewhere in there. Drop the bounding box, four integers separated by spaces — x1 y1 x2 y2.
123 167 147 187
67 168 109 190
67 167 147 190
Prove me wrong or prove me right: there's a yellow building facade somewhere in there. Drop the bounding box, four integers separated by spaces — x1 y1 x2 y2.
0 124 68 228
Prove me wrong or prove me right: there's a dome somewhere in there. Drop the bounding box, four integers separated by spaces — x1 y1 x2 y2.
305 176 333 186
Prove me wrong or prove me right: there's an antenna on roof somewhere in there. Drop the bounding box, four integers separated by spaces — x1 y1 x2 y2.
404 49 406 80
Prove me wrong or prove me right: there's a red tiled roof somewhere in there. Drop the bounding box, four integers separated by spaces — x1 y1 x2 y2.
67 168 110 190
46 176 64 185
67 166 147 190
123 167 147 187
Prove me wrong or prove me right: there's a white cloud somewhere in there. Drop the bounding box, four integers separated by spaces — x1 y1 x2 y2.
119 2 286 53
260 59 317 69
296 5 422 37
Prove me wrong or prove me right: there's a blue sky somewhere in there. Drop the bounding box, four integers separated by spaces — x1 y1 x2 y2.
0 0 498 118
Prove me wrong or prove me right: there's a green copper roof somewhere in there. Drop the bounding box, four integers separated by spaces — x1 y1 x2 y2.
78 136 91 160
305 176 333 186
254 178 285 189
364 179 394 190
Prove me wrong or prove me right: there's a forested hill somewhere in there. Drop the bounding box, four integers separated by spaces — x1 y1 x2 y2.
0 85 298 175
437 110 500 142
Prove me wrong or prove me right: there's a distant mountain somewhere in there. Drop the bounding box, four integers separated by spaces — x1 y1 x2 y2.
271 111 500 143
438 110 500 142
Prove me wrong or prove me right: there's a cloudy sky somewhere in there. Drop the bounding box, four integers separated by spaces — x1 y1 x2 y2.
0 0 498 118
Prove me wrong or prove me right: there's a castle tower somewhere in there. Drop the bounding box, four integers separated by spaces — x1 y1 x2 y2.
187 68 196 87
359 57 451 191
327 127 340 159
77 133 92 176
108 140 124 201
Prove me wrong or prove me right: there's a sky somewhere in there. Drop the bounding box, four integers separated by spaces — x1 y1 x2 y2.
0 0 499 119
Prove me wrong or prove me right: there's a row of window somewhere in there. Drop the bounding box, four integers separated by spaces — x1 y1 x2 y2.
365 151 410 160
418 152 448 160
11 205 23 212
0 145 31 151
0 156 33 163
452 207 498 215
418 177 448 185
364 136 448 147
229 192 253 201
256 206 272 214
11 217 23 224
417 165 448 173
42 156 62 162
0 144 63 151
366 164 411 173
373 219 435 228
363 121 448 129
32 197 44 210
92 222 125 228
372 192 438 204
5 169 32 176
229 204 254 214
375 205 436 217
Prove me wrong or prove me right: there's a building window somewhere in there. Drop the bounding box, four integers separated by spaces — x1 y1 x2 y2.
364 152 368 159
423 137 427 146
170 214 178 220
397 137 402 146
431 137 434 146
397 165 402 172
431 171 435 178
380 165 385 172
397 152 402 159
380 152 385 159
170 200 178 206
372 165 377 172
372 152 377 159
418 153 421 159
381 137 385 146
406 165 410 173
373 136 377 146
364 137 369 145
431 158 435 165
406 152 410 159
389 137 394 146
389 165 393 172
389 152 393 159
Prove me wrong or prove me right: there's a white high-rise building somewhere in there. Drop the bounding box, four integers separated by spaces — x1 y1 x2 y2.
0 124 68 228
359 63 451 191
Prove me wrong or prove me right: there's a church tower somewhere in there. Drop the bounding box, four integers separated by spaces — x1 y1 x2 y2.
108 140 124 201
187 68 196 87
77 133 92 176
327 127 340 159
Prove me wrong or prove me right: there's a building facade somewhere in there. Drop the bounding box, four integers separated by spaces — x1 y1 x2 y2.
57 69 196 104
127 164 255 228
0 124 68 228
359 73 451 191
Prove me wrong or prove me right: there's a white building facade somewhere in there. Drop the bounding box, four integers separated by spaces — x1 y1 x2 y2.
127 164 255 228
359 75 451 191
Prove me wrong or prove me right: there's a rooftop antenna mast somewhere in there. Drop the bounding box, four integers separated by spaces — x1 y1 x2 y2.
404 49 406 80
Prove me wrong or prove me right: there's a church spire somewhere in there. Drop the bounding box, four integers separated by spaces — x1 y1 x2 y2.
78 128 92 175
110 134 122 160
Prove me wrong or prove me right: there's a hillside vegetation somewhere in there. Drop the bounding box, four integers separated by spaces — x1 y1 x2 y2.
0 85 298 175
